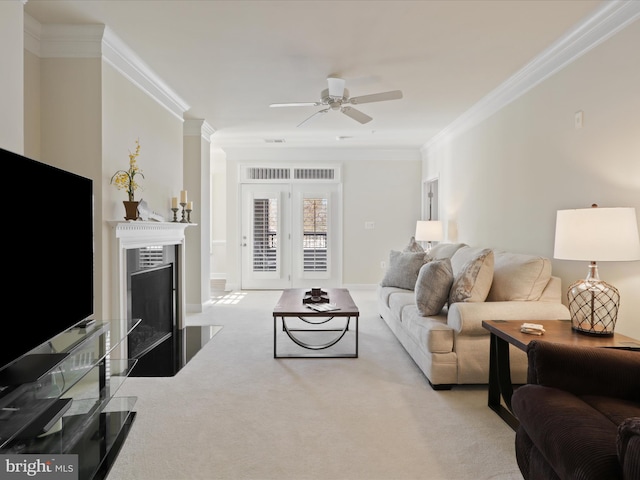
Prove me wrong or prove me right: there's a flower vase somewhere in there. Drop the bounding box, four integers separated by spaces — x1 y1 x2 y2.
123 200 139 221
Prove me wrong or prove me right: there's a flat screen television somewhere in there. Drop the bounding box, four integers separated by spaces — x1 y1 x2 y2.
0 148 94 378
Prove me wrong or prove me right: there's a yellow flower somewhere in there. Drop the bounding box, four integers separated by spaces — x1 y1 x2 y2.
111 139 144 201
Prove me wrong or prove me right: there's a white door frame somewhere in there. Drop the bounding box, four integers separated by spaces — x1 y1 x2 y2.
239 164 343 290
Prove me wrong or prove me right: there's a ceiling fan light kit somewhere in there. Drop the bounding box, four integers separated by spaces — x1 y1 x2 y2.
270 76 403 127
327 76 346 98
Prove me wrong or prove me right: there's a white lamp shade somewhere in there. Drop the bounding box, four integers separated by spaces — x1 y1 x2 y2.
554 207 640 261
415 220 444 242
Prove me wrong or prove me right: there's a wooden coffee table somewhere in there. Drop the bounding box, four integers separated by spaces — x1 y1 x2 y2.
273 288 359 358
482 319 640 430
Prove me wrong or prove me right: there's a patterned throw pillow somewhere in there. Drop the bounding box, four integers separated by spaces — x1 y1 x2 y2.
380 250 428 290
449 249 494 304
415 258 454 316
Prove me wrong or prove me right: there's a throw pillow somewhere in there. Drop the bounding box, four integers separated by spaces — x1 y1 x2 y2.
403 236 425 253
450 246 487 276
487 251 552 301
380 250 427 290
415 258 454 316
449 249 494 304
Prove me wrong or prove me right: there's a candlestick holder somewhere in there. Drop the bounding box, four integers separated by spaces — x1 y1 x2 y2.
186 208 192 223
180 202 188 223
171 207 179 222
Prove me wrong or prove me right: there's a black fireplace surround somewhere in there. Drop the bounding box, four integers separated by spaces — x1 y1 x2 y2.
126 245 178 376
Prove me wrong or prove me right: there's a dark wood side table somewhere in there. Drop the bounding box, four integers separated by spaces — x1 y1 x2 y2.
481 319 640 430
273 288 359 358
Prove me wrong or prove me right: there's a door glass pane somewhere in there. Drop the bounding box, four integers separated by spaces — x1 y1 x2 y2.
302 198 327 272
253 198 278 272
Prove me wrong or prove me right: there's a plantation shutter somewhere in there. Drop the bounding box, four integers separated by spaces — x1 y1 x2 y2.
252 198 278 272
302 198 328 272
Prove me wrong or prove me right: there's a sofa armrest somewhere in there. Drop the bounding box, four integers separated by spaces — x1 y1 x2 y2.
617 417 640 480
447 301 570 335
526 340 640 401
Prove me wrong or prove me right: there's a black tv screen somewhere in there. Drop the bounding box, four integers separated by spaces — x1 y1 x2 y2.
0 148 94 372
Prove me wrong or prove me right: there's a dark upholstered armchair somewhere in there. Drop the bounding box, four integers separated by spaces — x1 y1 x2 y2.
511 340 640 480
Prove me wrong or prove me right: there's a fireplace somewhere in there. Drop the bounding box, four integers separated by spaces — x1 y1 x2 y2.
110 221 191 374
126 246 177 376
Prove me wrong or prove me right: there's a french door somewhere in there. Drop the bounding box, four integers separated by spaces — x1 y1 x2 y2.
241 182 342 290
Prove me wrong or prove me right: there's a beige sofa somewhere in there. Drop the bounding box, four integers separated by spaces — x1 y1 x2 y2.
377 243 570 390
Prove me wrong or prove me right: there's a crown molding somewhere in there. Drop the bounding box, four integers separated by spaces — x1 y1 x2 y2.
101 27 190 121
23 12 41 56
184 119 216 141
23 15 190 122
38 23 105 58
422 0 640 155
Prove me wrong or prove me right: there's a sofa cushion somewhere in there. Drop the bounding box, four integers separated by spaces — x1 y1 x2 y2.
401 305 454 354
380 250 427 290
378 285 409 308
428 242 467 261
449 248 494 304
415 258 453 316
388 290 417 319
487 251 552 301
403 236 425 253
581 395 640 426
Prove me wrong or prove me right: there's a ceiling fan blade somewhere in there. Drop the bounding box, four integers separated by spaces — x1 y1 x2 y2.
270 101 321 108
341 106 372 124
297 108 329 127
327 77 345 98
349 90 403 105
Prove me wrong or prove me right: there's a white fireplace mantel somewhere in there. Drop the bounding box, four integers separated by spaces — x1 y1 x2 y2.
108 220 193 248
109 221 195 358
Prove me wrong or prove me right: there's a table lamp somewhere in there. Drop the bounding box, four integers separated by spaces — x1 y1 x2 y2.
415 220 443 254
553 205 640 335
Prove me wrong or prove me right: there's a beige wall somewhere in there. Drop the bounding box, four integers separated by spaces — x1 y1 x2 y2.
24 49 40 159
39 56 105 316
102 62 184 222
101 61 185 318
341 159 422 284
0 1 23 153
211 147 228 281
220 147 422 289
183 121 212 309
40 58 102 180
425 21 640 338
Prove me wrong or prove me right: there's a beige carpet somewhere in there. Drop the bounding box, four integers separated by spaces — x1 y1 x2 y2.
107 289 523 480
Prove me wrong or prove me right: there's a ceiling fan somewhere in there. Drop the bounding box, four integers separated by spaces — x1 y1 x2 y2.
270 76 403 127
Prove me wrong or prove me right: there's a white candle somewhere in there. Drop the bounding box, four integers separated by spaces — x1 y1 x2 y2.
187 201 193 210
171 197 178 209
180 190 187 203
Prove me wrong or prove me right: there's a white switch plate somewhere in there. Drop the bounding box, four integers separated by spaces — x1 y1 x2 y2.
575 110 584 129
365 221 375 229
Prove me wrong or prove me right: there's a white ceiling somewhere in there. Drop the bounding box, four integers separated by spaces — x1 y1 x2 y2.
24 0 606 149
